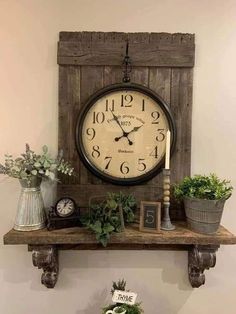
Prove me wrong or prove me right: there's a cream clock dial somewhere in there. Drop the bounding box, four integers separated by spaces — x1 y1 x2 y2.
76 84 176 185
55 197 76 217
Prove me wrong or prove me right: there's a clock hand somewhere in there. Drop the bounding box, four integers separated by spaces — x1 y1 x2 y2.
115 133 133 145
127 124 143 135
115 125 143 145
62 200 69 209
109 110 126 134
110 110 133 145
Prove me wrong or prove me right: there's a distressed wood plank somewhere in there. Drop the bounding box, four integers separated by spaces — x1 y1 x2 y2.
57 184 163 207
79 65 105 184
169 68 193 219
4 223 236 246
59 31 194 43
170 68 193 183
58 66 80 184
58 41 195 67
149 68 171 104
148 67 172 186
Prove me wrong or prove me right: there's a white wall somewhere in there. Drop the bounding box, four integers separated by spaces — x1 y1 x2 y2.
1 1 236 313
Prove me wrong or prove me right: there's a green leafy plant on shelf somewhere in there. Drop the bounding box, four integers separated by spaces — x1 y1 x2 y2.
102 279 144 314
0 144 74 185
81 192 136 247
174 173 233 200
107 192 136 223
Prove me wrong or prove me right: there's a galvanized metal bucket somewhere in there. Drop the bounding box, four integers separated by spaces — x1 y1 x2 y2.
184 197 226 234
14 177 46 231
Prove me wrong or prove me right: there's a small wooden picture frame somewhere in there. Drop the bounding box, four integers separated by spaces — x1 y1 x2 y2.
139 201 161 233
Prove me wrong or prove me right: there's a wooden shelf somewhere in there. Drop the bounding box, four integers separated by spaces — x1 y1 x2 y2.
3 222 236 289
4 222 236 247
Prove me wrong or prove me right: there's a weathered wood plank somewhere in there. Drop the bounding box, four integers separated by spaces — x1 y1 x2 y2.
57 184 163 207
59 31 194 44
149 68 171 104
4 223 236 246
58 66 80 184
79 65 104 184
170 68 193 184
148 67 172 186
58 41 195 67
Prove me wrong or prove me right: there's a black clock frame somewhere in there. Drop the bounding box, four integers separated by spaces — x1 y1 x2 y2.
55 197 76 217
75 83 177 186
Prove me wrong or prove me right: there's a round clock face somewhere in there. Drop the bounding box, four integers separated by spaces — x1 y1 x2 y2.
55 198 75 217
76 84 176 185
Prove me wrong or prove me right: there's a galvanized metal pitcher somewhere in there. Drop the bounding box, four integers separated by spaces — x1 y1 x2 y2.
14 177 46 231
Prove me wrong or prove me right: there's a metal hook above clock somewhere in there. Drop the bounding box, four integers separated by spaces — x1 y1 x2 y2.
122 41 132 83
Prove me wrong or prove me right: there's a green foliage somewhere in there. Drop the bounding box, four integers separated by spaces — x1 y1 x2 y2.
102 303 143 314
119 303 144 314
174 174 233 200
102 279 144 314
81 193 136 247
0 144 74 185
107 192 136 223
111 279 126 295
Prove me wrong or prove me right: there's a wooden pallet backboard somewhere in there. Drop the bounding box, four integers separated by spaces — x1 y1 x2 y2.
57 31 195 220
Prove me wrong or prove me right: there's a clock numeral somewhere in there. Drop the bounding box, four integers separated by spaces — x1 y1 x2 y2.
151 111 160 124
105 99 115 112
156 128 165 142
142 99 145 111
104 156 112 170
120 161 129 174
92 145 100 158
145 210 155 224
150 146 158 159
93 112 105 124
86 128 96 141
138 158 147 172
121 94 133 107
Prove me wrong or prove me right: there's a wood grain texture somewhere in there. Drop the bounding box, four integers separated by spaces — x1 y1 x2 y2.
58 41 194 67
57 184 163 207
58 32 195 67
57 31 195 221
170 68 193 184
4 223 236 246
58 65 81 184
79 65 104 184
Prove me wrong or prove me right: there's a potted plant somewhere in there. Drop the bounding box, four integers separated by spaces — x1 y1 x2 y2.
81 193 136 247
174 174 233 234
106 306 126 314
0 144 74 231
103 280 144 314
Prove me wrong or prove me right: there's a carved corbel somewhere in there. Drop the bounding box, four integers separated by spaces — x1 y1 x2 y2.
32 245 58 288
188 245 219 288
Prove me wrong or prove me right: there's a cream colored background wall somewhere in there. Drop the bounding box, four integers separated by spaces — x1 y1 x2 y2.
0 0 236 313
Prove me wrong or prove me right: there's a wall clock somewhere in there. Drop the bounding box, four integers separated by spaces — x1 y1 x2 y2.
75 83 176 185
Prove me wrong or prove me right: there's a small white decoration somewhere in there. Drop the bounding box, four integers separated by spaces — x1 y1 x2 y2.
112 290 137 305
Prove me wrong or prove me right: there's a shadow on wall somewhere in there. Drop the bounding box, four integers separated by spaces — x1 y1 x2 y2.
60 250 191 290
59 250 193 314
76 289 108 314
0 248 194 313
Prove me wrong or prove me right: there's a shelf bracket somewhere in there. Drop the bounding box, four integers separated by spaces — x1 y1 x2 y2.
31 245 59 288
188 245 219 288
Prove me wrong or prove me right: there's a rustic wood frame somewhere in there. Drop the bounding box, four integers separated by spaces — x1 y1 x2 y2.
57 31 194 221
139 201 161 233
